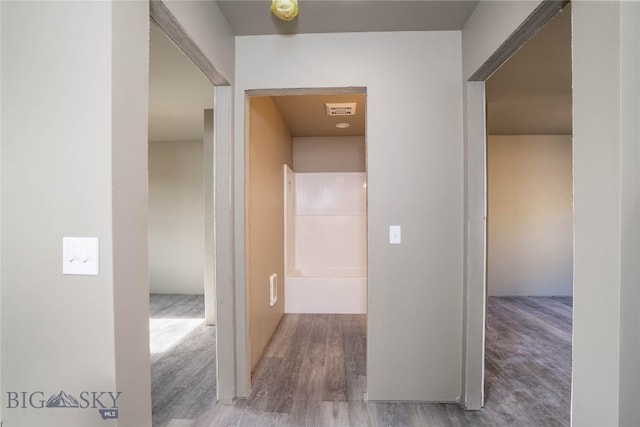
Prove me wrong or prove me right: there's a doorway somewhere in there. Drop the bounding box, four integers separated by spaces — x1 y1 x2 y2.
147 21 216 426
244 90 368 398
483 7 573 420
463 1 573 419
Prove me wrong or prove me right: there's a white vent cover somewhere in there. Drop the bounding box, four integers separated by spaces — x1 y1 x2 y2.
325 102 357 116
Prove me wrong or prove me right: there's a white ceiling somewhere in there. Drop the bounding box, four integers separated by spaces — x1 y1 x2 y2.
148 23 213 143
216 1 480 35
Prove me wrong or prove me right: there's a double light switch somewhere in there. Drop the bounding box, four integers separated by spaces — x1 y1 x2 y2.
63 237 99 275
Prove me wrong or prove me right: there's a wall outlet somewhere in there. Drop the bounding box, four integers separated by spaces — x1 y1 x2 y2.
269 273 278 306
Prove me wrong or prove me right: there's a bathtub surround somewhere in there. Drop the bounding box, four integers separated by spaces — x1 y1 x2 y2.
247 97 293 371
285 172 367 314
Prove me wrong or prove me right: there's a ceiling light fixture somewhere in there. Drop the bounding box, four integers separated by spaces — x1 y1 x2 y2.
271 0 298 22
336 123 350 129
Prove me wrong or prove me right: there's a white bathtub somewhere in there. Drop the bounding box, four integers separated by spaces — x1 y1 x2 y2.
284 268 367 314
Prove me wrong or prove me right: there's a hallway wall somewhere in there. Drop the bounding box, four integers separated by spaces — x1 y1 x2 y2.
148 140 204 294
1 1 152 425
236 31 464 401
619 3 640 424
572 2 640 424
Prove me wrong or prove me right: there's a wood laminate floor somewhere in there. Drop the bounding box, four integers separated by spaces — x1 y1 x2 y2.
150 294 217 427
152 296 572 427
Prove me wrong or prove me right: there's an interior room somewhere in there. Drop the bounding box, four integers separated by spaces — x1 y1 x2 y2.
147 22 216 427
245 93 368 397
1 1 638 426
484 6 573 425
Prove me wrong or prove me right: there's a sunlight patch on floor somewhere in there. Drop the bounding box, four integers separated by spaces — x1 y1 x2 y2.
149 318 204 354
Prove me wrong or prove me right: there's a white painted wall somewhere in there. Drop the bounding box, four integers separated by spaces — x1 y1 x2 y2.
161 0 235 84
1 1 151 425
148 140 204 294
236 31 464 401
572 2 640 425
203 110 215 325
293 136 366 172
212 86 236 404
487 135 572 297
572 3 621 425
112 3 153 425
618 3 640 425
0 3 3 420
0 0 236 419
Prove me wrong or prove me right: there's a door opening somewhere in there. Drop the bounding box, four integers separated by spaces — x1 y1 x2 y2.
483 5 573 423
463 2 573 409
244 89 368 398
147 20 217 426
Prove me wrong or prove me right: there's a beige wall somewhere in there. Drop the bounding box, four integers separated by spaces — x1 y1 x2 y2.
236 31 464 401
572 2 640 424
487 135 573 296
148 140 204 294
293 136 365 172
248 97 293 370
1 2 152 425
619 2 640 424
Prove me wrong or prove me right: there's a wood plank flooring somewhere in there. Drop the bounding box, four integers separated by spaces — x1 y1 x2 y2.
150 294 217 427
152 296 572 427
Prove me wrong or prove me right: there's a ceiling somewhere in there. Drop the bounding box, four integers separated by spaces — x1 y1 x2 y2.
148 23 213 143
149 1 570 140
216 1 479 35
486 5 572 135
271 93 366 137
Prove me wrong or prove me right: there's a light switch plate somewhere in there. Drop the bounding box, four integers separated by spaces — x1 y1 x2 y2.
63 237 99 275
389 225 401 244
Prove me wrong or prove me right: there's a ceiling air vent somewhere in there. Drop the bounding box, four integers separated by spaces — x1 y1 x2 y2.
325 102 357 116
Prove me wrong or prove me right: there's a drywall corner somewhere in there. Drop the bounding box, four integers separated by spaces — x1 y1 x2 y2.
571 2 622 425
204 109 216 326
112 1 152 425
213 86 236 403
618 1 640 425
